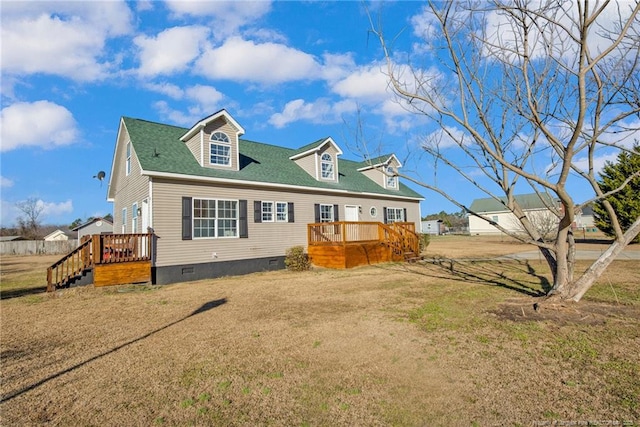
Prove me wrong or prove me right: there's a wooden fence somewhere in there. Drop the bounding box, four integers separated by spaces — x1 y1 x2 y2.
0 240 79 255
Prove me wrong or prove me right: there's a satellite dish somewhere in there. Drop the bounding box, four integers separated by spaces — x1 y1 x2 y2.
93 171 106 187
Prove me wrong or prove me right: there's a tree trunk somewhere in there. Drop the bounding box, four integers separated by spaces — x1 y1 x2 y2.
557 217 640 302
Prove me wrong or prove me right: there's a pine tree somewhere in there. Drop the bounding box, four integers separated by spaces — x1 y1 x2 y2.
593 145 640 243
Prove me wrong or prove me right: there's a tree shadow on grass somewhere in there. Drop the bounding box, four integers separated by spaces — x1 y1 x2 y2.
376 258 551 297
0 298 227 404
1 286 48 300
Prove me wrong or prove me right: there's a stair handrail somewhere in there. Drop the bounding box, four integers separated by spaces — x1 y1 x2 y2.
47 237 94 292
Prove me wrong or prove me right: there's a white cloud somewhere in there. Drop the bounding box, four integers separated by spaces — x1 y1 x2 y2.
269 98 357 129
165 1 272 39
134 26 210 77
423 126 472 150
1 176 14 188
0 200 20 227
331 64 390 102
574 152 619 175
0 2 133 81
39 199 74 218
148 84 226 126
195 37 321 84
0 101 78 152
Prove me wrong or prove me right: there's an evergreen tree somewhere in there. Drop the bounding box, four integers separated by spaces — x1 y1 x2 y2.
593 145 640 243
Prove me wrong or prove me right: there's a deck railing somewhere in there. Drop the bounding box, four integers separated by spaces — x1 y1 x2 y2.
307 221 420 256
47 233 153 291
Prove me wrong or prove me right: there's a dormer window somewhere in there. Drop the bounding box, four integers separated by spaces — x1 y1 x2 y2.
321 153 334 180
386 165 398 189
210 131 231 166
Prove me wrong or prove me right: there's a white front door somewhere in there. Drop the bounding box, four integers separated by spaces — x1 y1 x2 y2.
141 199 149 231
345 205 359 221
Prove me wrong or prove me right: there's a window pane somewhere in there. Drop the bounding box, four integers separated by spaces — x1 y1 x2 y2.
276 202 287 222
320 204 333 222
211 144 231 165
262 201 274 222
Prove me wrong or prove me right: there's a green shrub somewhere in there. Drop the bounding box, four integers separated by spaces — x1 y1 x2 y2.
285 246 311 271
419 233 430 253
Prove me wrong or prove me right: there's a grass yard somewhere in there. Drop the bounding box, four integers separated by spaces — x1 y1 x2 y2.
1 237 639 426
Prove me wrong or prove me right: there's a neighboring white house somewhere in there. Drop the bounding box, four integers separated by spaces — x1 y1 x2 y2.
72 217 114 241
43 229 71 241
421 219 445 235
574 205 596 230
468 193 560 236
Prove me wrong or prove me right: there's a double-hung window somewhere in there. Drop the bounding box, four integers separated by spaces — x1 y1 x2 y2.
132 202 138 233
319 204 334 222
126 142 131 175
262 201 274 222
193 198 238 238
210 131 231 166
321 153 334 180
386 166 397 189
386 207 405 223
121 208 127 233
276 202 288 222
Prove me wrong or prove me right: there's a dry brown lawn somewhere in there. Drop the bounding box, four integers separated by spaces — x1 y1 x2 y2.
1 237 639 426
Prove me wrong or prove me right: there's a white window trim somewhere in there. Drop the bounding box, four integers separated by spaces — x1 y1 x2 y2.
319 203 334 223
275 201 288 222
370 206 377 218
209 131 232 167
385 165 398 189
321 153 335 180
193 198 239 239
126 142 131 176
121 207 127 233
132 202 138 233
261 201 274 222
386 207 405 223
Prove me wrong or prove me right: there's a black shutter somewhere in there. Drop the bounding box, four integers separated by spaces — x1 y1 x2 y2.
254 201 262 223
383 207 388 224
239 200 248 238
314 204 320 223
403 208 407 222
333 204 339 221
182 197 192 240
288 202 295 223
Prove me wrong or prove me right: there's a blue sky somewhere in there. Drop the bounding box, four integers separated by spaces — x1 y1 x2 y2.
1 1 637 228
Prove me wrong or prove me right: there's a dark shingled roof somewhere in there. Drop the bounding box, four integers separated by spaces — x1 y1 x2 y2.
469 193 558 213
123 117 423 199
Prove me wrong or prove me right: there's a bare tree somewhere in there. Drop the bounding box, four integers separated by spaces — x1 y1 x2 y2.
15 197 44 239
370 0 640 303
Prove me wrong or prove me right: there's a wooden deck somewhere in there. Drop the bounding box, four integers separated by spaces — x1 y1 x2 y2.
307 222 420 269
47 233 153 291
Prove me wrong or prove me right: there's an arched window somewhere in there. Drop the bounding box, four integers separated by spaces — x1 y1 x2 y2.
321 153 334 179
386 165 398 189
210 132 231 166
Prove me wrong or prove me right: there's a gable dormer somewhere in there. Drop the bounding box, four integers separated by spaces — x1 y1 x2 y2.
289 137 343 183
180 110 245 171
357 154 402 190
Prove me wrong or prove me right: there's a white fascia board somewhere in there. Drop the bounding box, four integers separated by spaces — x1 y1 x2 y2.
180 109 246 142
289 137 343 160
107 117 126 200
356 154 403 172
141 170 424 202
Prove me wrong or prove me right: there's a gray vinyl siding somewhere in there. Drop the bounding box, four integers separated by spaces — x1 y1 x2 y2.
184 131 201 166
203 118 240 171
293 153 317 179
112 125 150 234
150 178 420 268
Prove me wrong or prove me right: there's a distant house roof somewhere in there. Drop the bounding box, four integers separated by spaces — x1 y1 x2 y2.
469 193 558 213
0 236 26 242
118 117 423 200
72 217 114 232
43 229 73 241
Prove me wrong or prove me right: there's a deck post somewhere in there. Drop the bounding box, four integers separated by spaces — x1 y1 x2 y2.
91 234 102 264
